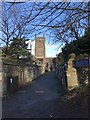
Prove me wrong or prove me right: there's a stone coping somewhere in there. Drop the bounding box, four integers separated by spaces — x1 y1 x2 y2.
2 60 39 67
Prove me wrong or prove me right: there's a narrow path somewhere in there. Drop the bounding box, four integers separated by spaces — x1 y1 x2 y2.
2 71 88 118
2 71 63 118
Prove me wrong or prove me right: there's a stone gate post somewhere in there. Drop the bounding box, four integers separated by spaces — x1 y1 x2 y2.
67 53 78 90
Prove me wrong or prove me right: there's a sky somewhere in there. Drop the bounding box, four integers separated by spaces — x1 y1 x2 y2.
1 0 90 2
1 1 87 57
31 39 61 57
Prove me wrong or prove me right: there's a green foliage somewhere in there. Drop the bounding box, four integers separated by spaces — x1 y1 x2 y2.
2 38 29 59
62 42 75 63
61 33 90 63
9 38 29 59
75 84 88 94
77 68 88 86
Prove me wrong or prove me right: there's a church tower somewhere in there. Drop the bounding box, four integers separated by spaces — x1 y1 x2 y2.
35 37 45 58
35 36 46 73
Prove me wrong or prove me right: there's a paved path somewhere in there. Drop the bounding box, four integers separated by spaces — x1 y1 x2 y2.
2 71 88 118
2 71 63 118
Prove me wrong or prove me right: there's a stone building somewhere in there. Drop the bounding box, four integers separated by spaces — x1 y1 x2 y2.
45 57 55 71
35 37 46 73
35 36 55 73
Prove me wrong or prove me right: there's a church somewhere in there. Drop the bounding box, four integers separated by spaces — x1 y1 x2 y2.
31 36 55 73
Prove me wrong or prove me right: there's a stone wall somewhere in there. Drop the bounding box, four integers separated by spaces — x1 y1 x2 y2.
56 53 89 91
56 53 78 91
2 60 41 95
56 64 67 90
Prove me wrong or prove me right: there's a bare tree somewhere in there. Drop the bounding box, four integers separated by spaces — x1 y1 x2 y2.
0 2 43 56
32 2 88 44
1 1 89 56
